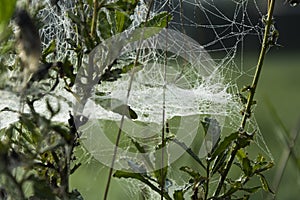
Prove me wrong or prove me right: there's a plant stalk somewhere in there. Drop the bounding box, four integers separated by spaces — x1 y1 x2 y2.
91 0 101 38
240 0 275 129
214 0 276 197
103 1 155 199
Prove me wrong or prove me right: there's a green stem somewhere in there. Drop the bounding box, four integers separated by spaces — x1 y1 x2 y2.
214 0 276 197
103 1 155 199
240 0 275 129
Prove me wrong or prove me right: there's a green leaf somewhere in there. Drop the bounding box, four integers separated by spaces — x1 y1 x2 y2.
171 138 205 169
61 57 76 86
223 181 242 196
67 11 82 25
258 173 274 194
94 97 138 119
0 0 16 36
211 150 228 175
241 186 261 193
114 171 156 192
236 132 253 149
0 28 14 53
236 149 253 176
114 10 132 33
210 131 239 160
141 12 173 28
19 114 40 144
51 124 72 142
179 166 201 179
86 0 93 6
114 170 173 200
242 157 252 176
98 11 112 40
128 27 164 43
100 68 122 82
31 178 56 200
253 160 274 174
41 40 56 62
105 0 138 15
121 62 143 73
173 190 185 200
113 104 138 119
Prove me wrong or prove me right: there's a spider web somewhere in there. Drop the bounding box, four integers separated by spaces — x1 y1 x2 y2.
66 0 273 199
0 0 273 199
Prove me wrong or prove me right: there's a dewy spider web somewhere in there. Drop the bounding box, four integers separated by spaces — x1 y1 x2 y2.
32 0 273 199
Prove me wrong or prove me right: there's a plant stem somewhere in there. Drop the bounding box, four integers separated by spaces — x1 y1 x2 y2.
91 0 100 38
240 0 275 129
205 160 210 200
214 0 276 197
103 117 125 200
103 1 155 199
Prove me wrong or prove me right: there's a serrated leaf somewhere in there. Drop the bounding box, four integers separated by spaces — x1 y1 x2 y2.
171 138 205 169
